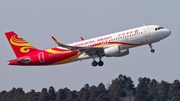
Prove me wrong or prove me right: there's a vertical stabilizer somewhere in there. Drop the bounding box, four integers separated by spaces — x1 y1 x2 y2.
5 31 39 58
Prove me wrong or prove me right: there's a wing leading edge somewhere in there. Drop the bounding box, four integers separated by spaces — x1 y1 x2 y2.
51 36 104 55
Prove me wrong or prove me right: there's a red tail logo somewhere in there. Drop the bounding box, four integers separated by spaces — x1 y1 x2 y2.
5 31 39 58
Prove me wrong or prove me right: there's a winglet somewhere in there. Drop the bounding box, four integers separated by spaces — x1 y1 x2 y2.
51 36 61 45
80 37 84 40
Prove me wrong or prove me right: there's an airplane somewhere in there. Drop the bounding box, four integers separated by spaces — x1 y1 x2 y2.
5 25 171 66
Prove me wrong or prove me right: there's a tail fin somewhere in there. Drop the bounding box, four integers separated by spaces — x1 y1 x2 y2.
5 31 39 58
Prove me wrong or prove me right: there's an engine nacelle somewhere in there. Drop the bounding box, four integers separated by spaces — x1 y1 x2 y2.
103 46 129 57
115 49 129 57
103 45 121 57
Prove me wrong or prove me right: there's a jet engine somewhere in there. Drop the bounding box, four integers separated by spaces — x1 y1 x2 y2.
103 45 129 57
115 49 129 57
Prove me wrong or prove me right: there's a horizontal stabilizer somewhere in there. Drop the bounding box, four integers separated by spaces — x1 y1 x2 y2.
8 58 31 63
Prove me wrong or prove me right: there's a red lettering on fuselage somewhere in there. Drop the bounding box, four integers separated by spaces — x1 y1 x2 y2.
74 29 139 46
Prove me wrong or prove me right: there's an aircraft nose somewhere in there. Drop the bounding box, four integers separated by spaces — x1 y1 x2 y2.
164 29 171 37
163 29 171 38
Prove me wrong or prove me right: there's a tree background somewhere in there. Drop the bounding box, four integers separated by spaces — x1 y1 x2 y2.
0 74 180 101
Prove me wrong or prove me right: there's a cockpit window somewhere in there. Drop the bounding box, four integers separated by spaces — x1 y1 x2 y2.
155 27 164 31
159 27 164 29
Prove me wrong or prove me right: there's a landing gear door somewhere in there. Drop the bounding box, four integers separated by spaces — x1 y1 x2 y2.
38 52 45 62
144 26 150 37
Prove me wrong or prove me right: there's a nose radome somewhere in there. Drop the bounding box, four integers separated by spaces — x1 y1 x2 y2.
167 29 171 36
162 29 171 39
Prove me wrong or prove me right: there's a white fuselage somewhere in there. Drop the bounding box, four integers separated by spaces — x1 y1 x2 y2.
58 25 171 61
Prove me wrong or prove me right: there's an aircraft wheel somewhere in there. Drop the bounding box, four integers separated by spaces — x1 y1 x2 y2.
151 49 155 53
98 61 104 66
92 61 98 67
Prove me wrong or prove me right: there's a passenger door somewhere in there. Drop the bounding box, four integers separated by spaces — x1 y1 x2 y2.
38 52 45 62
144 26 150 37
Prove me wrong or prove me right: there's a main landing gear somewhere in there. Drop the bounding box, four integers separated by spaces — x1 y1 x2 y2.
92 57 104 67
149 44 155 53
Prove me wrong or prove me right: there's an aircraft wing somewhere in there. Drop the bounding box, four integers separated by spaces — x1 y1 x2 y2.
51 36 104 55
